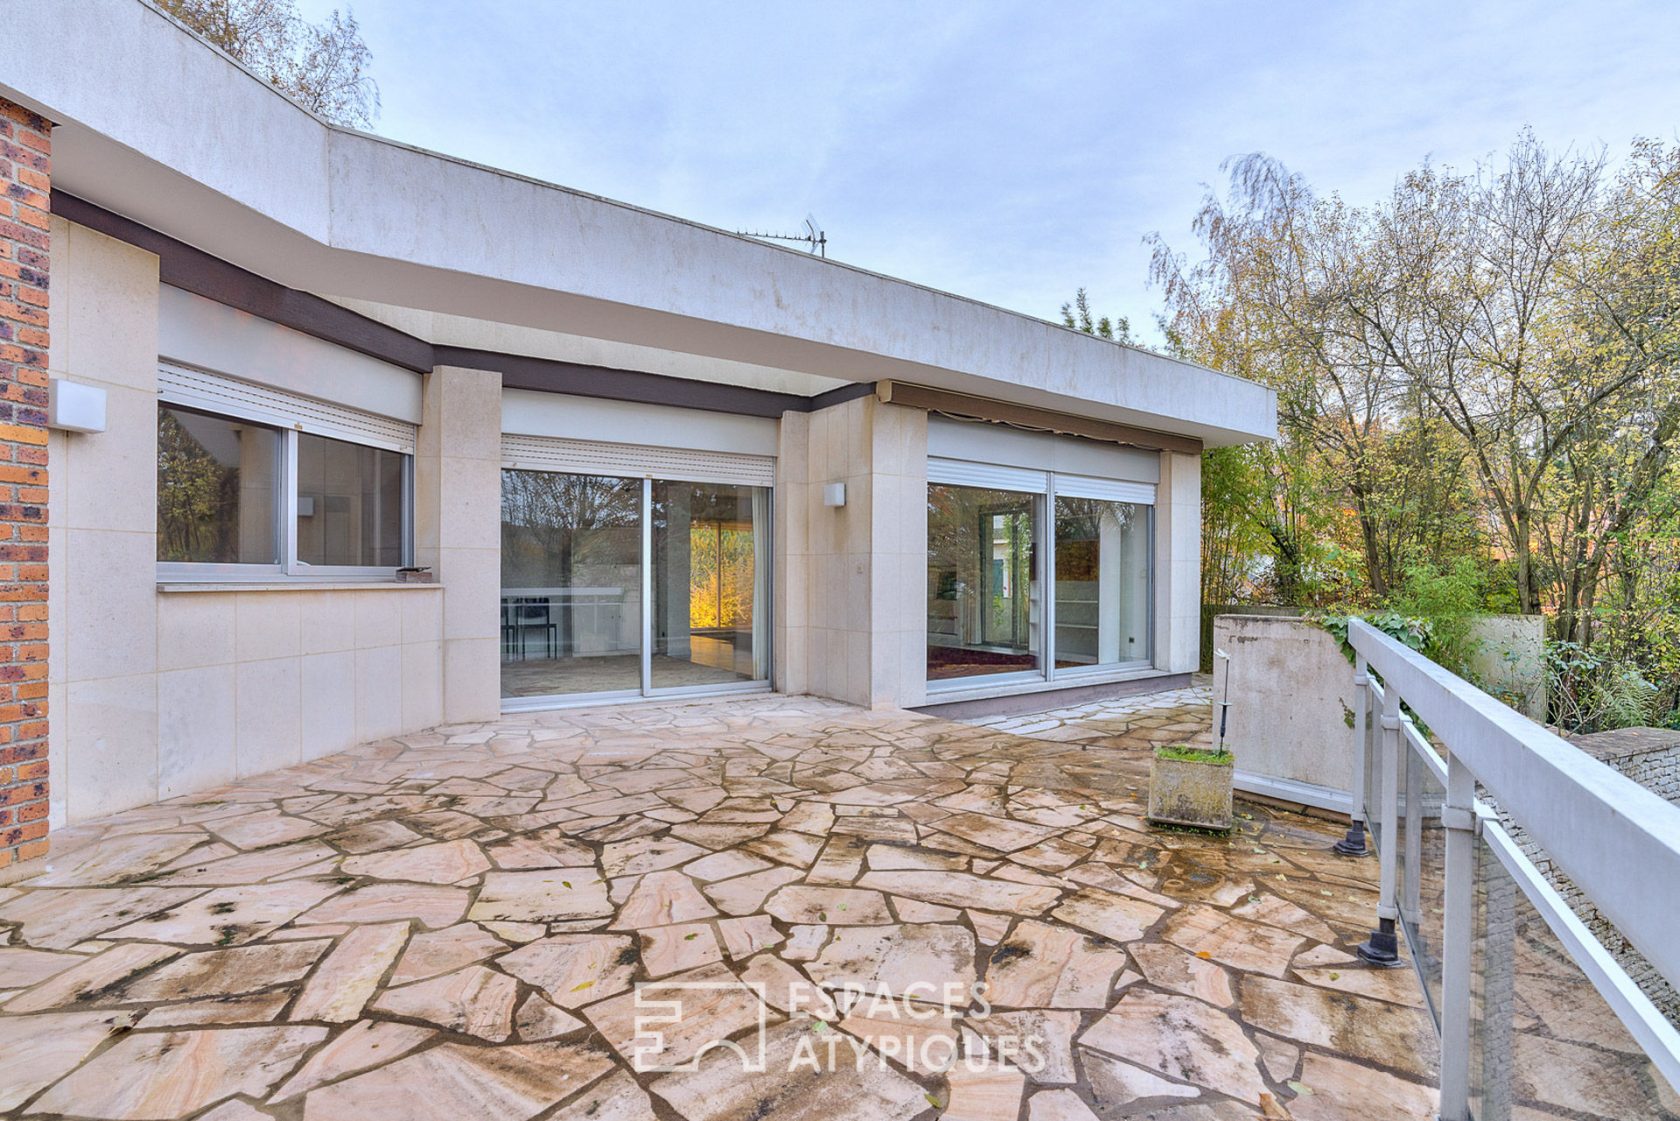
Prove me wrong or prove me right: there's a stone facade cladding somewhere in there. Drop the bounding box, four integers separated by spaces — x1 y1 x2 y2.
0 97 50 869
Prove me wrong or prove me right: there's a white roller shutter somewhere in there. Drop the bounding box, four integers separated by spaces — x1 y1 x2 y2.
926 457 1048 494
1054 474 1156 506
158 363 417 453
501 435 775 488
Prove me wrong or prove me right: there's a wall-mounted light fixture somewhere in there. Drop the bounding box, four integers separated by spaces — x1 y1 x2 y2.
47 378 107 433
822 482 847 507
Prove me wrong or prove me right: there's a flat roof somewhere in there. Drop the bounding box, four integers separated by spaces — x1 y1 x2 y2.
1 0 1276 446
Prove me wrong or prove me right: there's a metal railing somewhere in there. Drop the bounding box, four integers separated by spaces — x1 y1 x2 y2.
1342 618 1680 1120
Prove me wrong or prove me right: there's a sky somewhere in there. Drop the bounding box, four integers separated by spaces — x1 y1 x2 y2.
296 0 1680 346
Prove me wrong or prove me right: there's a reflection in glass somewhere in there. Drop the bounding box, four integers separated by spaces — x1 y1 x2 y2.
927 483 1040 681
501 470 642 697
1053 497 1151 668
156 404 281 564
652 481 768 689
295 432 406 567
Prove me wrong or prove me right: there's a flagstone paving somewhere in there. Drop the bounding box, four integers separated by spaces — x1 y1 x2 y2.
0 688 1644 1120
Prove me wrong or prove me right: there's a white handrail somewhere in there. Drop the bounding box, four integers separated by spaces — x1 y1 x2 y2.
1348 617 1680 988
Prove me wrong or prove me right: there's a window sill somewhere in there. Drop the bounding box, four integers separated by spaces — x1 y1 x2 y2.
157 581 442 594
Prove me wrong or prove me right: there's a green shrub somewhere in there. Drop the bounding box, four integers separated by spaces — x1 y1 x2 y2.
1545 640 1659 733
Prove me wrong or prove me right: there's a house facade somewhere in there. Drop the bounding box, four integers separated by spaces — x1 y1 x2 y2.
0 0 1274 865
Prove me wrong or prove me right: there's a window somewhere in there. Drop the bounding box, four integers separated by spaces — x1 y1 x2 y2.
500 469 770 704
926 461 1154 687
156 379 414 579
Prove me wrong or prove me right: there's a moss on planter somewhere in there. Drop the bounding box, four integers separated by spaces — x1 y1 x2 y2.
1148 743 1235 831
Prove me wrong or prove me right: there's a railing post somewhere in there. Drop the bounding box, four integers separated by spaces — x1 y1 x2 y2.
1403 726 1423 927
1358 678 1404 968
1334 653 1371 856
1438 750 1477 1120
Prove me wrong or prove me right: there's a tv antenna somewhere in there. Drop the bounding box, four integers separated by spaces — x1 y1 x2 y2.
736 213 827 258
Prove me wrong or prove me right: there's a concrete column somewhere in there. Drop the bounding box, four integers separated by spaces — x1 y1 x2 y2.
773 411 810 694
1153 450 1201 673
48 217 163 827
793 395 927 710
416 366 502 723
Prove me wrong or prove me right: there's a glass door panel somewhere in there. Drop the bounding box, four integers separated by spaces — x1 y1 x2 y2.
1053 496 1151 669
500 470 643 698
651 481 769 689
927 483 1041 681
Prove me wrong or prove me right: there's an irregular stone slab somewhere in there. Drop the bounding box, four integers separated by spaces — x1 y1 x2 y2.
340 839 490 884
1288 1051 1435 1121
105 879 343 946
18 832 215 887
301 1039 615 1121
858 870 1061 915
936 812 1059 853
893 897 963 923
515 992 585 1040
640 922 724 977
273 1020 435 1101
32 1024 328 1119
1083 1050 1200 1109
371 964 519 1040
498 933 637 1008
0 1009 139 1111
1079 990 1266 1103
140 992 291 1026
783 923 829 960
390 921 507 985
290 922 409 1022
740 952 837 1018
1131 943 1235 1008
1048 887 1164 944
150 842 341 887
328 819 423 853
550 1070 659 1121
300 882 468 929
943 1064 1027 1120
0 945 84 989
1026 1088 1103 1121
1160 905 1303 978
806 923 977 1002
1229 891 1339 944
969 1008 1080 1084
866 843 967 872
8 942 185 1012
838 996 959 1074
584 962 769 1071
983 919 1129 1009
702 865 802 916
1256 1034 1299 1083
745 830 824 867
118 941 329 1004
486 833 595 869
469 869 612 923
651 1018 929 1120
0 886 206 949
601 836 708 877
1290 962 1425 1008
613 869 718 927
1238 976 1434 1079
718 914 784 959
765 885 893 925
683 849 774 882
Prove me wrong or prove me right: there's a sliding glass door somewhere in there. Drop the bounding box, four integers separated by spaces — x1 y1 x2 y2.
927 483 1042 682
501 469 769 706
926 464 1154 690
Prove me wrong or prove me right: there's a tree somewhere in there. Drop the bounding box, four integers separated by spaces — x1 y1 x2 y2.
157 0 379 128
1060 289 1134 345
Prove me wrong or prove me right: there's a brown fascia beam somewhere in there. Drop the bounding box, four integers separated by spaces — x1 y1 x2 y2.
876 380 1204 455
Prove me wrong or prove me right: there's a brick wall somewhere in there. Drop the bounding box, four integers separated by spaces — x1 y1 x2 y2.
0 97 51 869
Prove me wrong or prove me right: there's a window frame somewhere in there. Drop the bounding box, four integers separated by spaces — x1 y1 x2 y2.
156 366 415 583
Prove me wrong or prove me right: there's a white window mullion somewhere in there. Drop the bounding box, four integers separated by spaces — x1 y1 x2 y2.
640 477 654 696
281 429 301 575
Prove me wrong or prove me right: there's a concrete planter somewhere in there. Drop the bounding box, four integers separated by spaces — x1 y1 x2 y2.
1148 747 1235 831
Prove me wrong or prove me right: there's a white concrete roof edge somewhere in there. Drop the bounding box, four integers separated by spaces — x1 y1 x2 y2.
6 0 1277 445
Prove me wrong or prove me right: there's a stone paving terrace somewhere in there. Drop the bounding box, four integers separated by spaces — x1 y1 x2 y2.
0 691 1446 1121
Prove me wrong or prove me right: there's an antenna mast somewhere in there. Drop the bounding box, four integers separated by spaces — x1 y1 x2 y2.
736 214 827 258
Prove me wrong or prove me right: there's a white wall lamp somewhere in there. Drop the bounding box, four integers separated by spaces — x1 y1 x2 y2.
822 481 847 508
47 378 107 433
